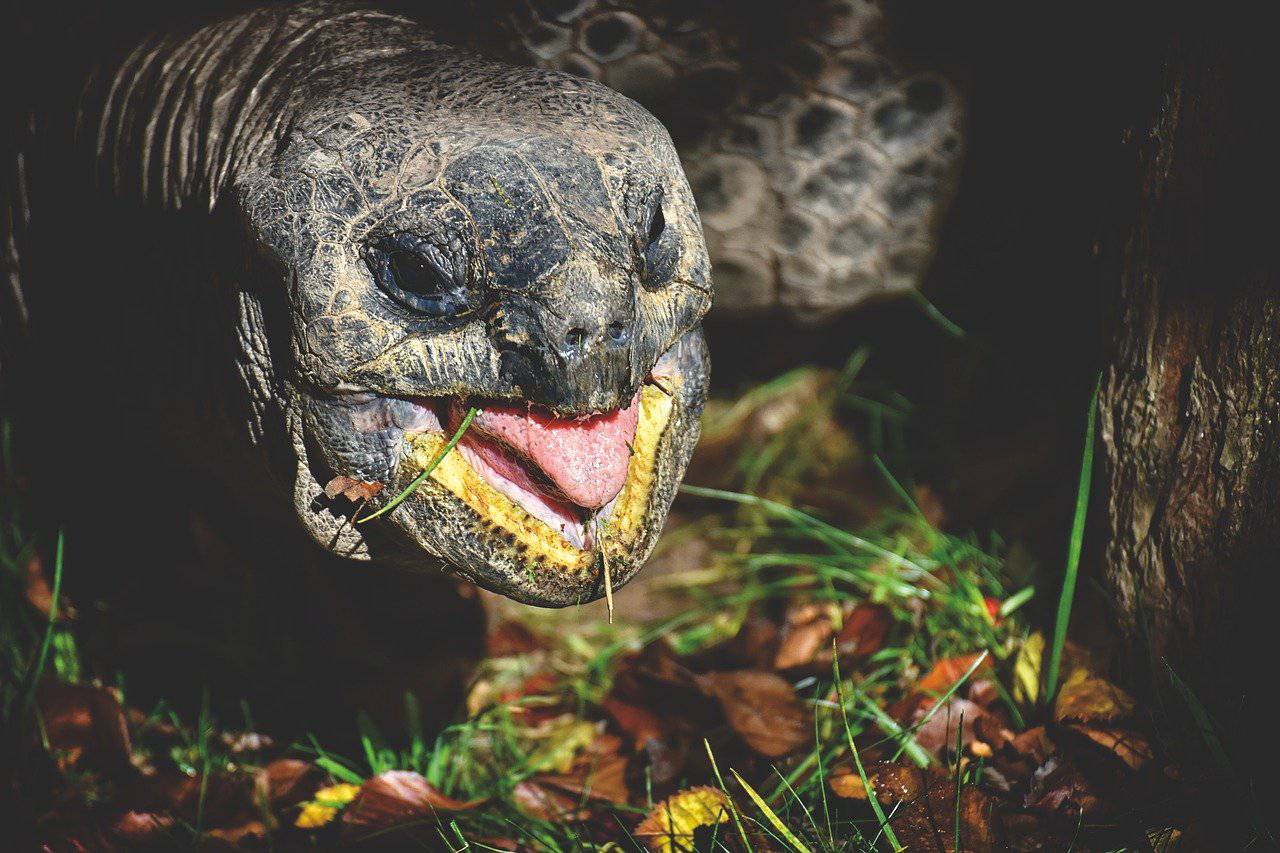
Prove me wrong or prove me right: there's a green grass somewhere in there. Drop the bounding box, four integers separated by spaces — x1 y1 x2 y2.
0 362 1051 849
285 468 1030 848
1042 374 1099 706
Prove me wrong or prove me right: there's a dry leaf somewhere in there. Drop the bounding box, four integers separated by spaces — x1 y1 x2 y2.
1053 669 1136 724
1064 725 1154 771
828 769 868 800
912 697 989 757
916 653 993 695
857 763 1004 852
694 670 809 757
342 771 477 837
256 758 322 810
604 696 667 750
1024 756 1106 819
109 812 175 844
37 680 132 773
773 610 834 670
634 786 732 853
1008 726 1055 763
512 780 588 822
323 474 384 502
23 552 55 617
835 602 892 662
538 734 631 805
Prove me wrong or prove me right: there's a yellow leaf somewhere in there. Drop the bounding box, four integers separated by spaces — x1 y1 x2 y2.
525 718 597 774
294 782 361 829
634 786 732 853
1054 669 1135 724
1011 631 1044 707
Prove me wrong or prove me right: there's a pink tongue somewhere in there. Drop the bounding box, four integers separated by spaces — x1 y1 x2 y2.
462 392 640 509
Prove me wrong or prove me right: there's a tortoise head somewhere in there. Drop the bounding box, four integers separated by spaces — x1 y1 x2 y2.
236 50 711 605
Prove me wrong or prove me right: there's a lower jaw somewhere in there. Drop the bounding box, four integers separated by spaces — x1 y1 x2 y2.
402 383 676 575
452 438 608 550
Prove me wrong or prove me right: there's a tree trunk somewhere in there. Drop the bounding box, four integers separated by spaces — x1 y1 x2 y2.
1100 30 1278 726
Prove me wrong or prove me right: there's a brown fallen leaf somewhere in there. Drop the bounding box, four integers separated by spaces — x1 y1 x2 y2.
1024 755 1107 820
109 811 175 845
973 712 1015 751
694 670 809 757
512 780 589 822
342 771 478 839
968 678 1001 709
538 734 631 805
256 758 323 811
323 474 384 502
913 484 948 528
856 762 1005 852
604 696 668 751
23 551 55 617
1008 726 1055 764
711 614 781 670
1053 668 1136 725
835 602 892 663
911 697 989 758
208 820 268 845
634 786 732 853
773 606 835 670
828 768 868 800
1062 724 1155 772
37 679 132 773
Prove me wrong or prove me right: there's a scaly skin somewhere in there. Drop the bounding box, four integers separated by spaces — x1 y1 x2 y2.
2 1 961 609
56 2 712 606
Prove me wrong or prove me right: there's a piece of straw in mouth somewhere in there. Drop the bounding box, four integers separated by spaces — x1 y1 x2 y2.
595 517 614 623
358 407 477 523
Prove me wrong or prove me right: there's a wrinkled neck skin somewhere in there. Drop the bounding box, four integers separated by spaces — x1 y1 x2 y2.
87 5 426 210
75 5 435 551
67 2 712 603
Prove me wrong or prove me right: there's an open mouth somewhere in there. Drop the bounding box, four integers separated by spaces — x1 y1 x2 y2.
384 376 678 572
447 391 641 550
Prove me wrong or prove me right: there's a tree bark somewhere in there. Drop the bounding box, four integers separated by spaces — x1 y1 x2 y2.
1100 31 1279 706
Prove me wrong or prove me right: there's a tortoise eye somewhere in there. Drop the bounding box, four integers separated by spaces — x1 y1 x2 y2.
645 202 665 251
640 193 676 287
365 235 473 317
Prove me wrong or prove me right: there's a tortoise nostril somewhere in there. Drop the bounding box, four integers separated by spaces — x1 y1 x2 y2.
607 322 628 344
564 327 588 350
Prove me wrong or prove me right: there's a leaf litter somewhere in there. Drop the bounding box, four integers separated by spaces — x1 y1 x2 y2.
1 362 1193 849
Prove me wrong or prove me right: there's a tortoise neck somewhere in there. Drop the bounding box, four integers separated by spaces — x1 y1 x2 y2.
81 3 423 212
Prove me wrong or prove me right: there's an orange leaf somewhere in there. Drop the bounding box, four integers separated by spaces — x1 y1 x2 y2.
915 653 992 695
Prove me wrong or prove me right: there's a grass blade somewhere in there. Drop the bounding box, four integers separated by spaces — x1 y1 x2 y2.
834 651 903 852
360 407 476 523
1043 375 1099 705
732 769 810 853
23 529 64 711
704 739 753 852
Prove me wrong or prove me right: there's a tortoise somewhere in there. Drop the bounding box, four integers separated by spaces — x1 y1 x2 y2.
0 0 960 719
